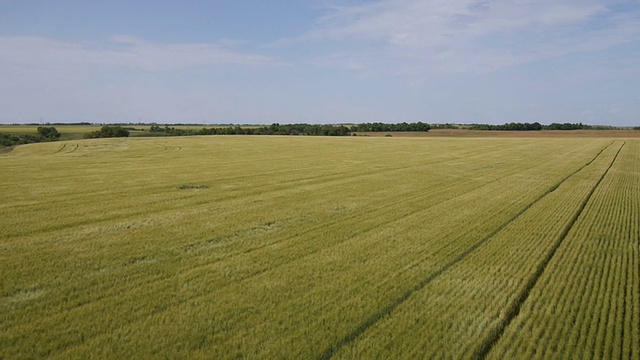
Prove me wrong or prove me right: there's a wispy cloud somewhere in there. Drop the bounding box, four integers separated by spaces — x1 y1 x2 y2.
0 35 284 73
299 0 640 75
0 35 287 122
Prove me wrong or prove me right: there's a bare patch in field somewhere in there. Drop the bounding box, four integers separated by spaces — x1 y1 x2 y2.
4 288 47 304
178 183 210 190
0 146 15 155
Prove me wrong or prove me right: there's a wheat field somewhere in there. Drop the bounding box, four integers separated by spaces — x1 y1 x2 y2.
1 136 638 359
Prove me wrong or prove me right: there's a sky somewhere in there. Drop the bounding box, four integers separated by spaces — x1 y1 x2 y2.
1 0 639 126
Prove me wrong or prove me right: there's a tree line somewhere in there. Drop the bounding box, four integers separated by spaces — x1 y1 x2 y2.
84 126 130 138
0 126 61 147
469 122 597 131
148 123 351 136
544 122 592 130
148 122 437 136
349 122 431 132
469 122 543 131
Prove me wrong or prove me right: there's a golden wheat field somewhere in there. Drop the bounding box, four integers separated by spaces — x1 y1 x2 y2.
1 135 638 359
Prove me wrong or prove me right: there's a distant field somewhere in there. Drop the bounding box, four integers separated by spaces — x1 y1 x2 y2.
1 136 638 358
0 125 105 141
356 128 640 138
0 125 102 133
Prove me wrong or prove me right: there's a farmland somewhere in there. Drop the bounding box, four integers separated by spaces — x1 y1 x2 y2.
1 136 638 359
0 125 105 141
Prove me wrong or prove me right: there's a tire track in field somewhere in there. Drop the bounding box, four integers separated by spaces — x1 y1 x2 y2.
54 143 67 153
319 141 617 360
53 143 81 155
472 141 625 360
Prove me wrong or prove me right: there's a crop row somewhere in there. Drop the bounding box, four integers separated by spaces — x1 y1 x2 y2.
488 140 639 359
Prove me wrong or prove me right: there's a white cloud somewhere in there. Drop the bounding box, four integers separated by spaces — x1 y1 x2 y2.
0 35 287 123
299 0 640 75
0 35 284 73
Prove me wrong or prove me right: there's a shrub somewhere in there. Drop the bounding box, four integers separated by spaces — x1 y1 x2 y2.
85 126 130 139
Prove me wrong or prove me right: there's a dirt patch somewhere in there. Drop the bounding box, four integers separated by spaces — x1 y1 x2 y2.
0 146 15 155
178 183 210 190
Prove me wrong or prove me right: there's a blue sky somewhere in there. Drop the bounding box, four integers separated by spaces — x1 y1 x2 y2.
1 0 639 125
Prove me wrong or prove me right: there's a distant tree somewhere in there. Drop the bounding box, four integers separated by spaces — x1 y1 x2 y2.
84 126 130 138
149 124 162 132
0 133 49 146
350 122 430 132
0 127 62 147
37 126 61 139
469 122 542 131
543 123 592 130
144 123 354 137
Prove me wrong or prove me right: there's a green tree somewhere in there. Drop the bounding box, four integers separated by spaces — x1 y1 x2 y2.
37 126 61 139
84 126 130 139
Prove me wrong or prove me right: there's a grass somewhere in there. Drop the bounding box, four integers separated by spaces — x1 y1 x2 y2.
1 135 638 358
